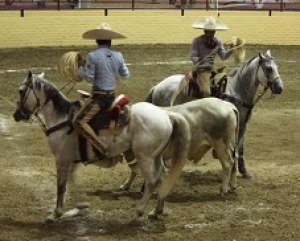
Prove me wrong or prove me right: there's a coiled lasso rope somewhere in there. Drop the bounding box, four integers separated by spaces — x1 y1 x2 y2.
228 37 246 64
58 51 85 93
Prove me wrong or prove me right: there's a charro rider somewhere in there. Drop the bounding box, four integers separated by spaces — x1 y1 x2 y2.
73 23 130 156
190 16 233 98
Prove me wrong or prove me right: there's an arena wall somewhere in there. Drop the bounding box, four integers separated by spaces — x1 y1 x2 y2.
0 10 299 48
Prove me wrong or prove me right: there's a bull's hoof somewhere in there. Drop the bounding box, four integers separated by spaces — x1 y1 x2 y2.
148 209 159 221
76 202 90 209
45 213 59 224
129 216 145 227
116 185 130 192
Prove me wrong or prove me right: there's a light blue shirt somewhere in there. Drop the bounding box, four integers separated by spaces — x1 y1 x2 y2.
78 45 130 90
190 35 232 68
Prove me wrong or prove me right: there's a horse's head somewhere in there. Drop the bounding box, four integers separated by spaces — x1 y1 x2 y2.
13 70 45 122
258 50 283 94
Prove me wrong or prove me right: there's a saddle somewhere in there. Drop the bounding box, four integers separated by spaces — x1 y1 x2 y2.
185 66 228 99
77 91 131 132
75 91 131 164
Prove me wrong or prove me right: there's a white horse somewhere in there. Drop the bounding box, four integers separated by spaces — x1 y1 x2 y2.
144 50 284 179
122 98 240 195
13 71 191 224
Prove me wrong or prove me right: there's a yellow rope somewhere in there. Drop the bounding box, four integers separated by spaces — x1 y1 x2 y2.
0 93 15 107
228 37 246 64
58 51 84 83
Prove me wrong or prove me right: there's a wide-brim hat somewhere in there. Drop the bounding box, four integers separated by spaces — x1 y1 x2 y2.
82 23 126 40
192 16 229 31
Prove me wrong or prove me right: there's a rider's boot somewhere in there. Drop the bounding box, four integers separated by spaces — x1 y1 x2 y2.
73 103 108 159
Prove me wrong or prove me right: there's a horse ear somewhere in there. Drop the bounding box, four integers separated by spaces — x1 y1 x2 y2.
38 72 45 78
259 52 266 61
27 70 33 80
266 49 274 59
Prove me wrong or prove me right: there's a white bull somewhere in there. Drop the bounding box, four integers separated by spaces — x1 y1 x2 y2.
122 97 239 197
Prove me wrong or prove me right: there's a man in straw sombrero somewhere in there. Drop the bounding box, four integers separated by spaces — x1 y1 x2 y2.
73 23 130 157
190 16 233 98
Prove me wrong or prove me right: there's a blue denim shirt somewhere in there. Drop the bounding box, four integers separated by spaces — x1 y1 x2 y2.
78 45 130 91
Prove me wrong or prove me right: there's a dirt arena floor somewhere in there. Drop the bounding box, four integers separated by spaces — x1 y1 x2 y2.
0 44 300 240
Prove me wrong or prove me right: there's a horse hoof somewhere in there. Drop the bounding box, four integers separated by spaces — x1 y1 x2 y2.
242 172 252 179
62 208 89 218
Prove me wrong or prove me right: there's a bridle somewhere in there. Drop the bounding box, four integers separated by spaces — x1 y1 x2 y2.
17 77 70 136
17 78 45 118
256 59 281 94
222 56 281 108
221 55 281 123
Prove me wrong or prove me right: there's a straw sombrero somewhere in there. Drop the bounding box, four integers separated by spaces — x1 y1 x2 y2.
192 16 229 31
82 23 126 40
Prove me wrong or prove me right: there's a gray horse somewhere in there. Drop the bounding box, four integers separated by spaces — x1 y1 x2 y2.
144 50 284 179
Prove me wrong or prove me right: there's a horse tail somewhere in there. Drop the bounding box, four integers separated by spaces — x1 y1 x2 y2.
157 112 190 199
170 75 187 107
144 87 154 103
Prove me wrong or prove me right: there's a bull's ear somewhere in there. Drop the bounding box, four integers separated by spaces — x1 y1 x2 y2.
28 70 33 80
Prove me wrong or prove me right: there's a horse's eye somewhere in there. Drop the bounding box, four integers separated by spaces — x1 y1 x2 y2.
19 89 24 95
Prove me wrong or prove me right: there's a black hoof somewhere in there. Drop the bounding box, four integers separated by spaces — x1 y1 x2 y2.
241 171 252 179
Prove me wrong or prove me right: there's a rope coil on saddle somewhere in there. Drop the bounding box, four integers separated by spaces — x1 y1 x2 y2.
58 51 84 83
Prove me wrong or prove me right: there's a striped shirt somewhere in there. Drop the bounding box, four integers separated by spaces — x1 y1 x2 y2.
78 45 130 91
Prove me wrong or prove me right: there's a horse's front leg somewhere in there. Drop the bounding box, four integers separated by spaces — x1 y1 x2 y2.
237 127 252 179
68 163 90 210
46 158 70 222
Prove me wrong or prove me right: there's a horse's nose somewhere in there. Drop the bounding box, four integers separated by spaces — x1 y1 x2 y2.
273 80 283 94
13 109 25 122
13 111 21 122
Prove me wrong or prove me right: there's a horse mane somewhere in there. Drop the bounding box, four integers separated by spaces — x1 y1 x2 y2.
229 55 257 78
33 76 72 116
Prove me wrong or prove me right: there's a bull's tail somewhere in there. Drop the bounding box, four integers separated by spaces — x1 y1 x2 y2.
157 111 190 199
233 108 240 159
230 107 240 184
144 87 154 103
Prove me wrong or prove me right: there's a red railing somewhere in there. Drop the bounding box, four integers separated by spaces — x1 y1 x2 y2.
0 0 299 12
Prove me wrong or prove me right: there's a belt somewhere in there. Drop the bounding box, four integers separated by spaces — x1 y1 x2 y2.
92 86 115 95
